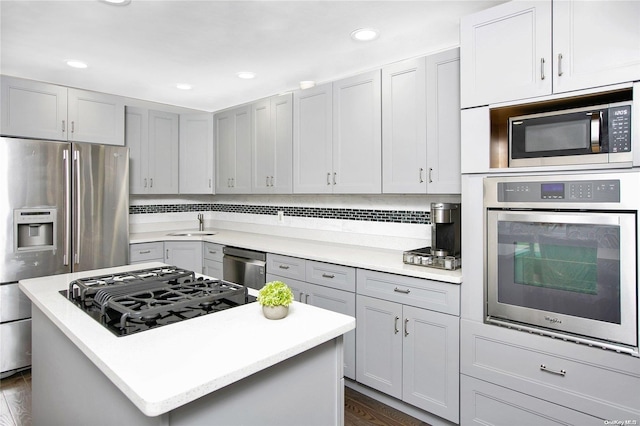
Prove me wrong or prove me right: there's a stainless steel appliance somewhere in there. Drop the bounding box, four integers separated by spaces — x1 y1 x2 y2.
403 203 461 270
1 137 129 376
223 247 267 290
63 265 255 336
484 171 639 356
509 101 632 168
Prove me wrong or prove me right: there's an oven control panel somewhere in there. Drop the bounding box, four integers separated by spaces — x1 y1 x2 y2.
498 179 620 202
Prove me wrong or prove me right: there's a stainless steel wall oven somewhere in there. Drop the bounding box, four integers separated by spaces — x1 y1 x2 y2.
484 171 639 356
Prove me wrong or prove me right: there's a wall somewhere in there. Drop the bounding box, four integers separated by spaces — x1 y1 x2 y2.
129 193 461 251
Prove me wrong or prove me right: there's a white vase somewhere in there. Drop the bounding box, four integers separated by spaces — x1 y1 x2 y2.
262 305 289 320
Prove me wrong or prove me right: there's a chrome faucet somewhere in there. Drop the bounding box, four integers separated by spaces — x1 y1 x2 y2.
197 213 204 231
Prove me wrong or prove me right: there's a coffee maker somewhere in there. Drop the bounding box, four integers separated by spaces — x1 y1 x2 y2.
403 202 461 270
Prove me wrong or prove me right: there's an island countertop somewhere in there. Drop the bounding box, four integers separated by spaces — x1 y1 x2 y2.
19 262 356 417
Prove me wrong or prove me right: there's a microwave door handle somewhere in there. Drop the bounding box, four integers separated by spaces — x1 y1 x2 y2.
590 112 601 153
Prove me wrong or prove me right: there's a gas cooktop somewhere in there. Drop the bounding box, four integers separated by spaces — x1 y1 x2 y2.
62 266 256 336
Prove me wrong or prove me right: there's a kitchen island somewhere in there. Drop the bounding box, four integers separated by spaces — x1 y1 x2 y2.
19 262 355 426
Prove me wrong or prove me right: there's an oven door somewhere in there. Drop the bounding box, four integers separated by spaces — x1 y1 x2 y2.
486 209 637 351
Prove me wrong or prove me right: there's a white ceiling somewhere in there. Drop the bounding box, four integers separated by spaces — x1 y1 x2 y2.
0 0 505 112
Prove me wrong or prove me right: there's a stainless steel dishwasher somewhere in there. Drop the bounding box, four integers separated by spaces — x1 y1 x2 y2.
223 247 267 290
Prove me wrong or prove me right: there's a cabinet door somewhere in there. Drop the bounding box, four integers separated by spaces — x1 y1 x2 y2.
270 93 293 194
293 83 333 194
125 106 150 194
164 241 203 273
305 283 356 380
215 106 251 194
332 70 382 194
67 89 125 145
179 113 214 194
356 295 403 399
382 57 427 194
1 76 67 140
460 1 552 108
251 98 273 193
425 48 461 194
148 110 179 194
553 1 640 94
402 305 460 423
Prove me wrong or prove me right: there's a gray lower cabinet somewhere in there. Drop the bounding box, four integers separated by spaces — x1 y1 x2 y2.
460 375 601 425
356 270 460 423
164 241 203 273
267 253 356 380
460 319 640 423
203 242 224 278
129 242 164 264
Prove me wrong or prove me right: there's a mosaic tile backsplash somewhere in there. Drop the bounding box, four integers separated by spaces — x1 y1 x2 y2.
129 203 431 224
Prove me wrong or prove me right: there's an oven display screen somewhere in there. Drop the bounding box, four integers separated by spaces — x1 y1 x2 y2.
541 183 564 199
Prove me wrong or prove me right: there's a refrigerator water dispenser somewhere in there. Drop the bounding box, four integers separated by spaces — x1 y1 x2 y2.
14 209 56 251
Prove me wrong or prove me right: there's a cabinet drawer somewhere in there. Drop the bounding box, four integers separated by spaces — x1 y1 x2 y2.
357 269 459 316
460 375 601 426
306 261 355 292
461 320 640 420
203 242 224 262
203 259 223 279
129 242 164 263
267 254 306 281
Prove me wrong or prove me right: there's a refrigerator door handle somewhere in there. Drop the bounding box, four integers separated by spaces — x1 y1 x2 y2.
63 149 71 266
73 149 81 265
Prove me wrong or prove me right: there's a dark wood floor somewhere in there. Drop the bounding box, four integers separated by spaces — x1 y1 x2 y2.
1 369 428 426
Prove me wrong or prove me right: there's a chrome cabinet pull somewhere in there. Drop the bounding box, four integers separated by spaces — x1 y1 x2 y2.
419 168 424 183
540 58 546 80
557 53 563 76
208 250 217 255
327 172 331 185
71 121 75 134
166 249 169 258
322 273 335 279
139 250 151 254
270 176 274 187
404 318 409 336
305 294 309 303
394 287 410 294
278 265 290 270
540 364 566 377
266 176 269 186
428 167 433 183
62 120 66 133
150 178 153 188
394 316 400 334
299 293 305 302
144 178 147 188
231 178 234 187
333 172 337 185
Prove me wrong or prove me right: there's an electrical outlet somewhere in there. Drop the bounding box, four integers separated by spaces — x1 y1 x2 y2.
277 211 284 222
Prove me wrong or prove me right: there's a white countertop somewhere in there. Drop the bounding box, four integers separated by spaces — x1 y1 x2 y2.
19 262 355 417
131 229 463 284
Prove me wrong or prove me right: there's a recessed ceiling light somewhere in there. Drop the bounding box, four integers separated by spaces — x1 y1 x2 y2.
66 60 88 69
176 83 192 90
350 28 379 42
100 0 131 5
236 71 256 80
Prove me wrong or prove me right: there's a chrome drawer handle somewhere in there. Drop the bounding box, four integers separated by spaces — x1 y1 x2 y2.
394 287 411 294
404 318 409 336
139 250 151 254
540 364 566 377
322 273 335 279
208 250 217 254
279 265 290 270
394 316 399 334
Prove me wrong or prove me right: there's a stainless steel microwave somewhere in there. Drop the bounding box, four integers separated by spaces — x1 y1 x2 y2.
509 101 632 168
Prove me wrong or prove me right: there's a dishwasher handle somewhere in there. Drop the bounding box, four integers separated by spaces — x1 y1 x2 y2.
223 246 267 262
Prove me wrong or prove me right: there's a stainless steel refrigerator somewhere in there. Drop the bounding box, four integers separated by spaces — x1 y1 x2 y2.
0 136 129 377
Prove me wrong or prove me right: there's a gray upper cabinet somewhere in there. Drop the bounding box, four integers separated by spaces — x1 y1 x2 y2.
382 49 461 194
126 107 179 194
251 93 293 194
293 83 334 194
215 105 252 194
179 113 214 194
425 48 461 194
382 57 427 194
461 0 640 108
1 75 124 145
332 70 382 194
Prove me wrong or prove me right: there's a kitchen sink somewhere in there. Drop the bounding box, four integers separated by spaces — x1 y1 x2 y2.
166 231 217 237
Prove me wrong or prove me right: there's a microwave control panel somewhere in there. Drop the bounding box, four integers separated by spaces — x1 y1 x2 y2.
608 105 632 153
498 179 620 203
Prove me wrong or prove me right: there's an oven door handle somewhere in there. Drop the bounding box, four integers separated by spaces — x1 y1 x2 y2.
492 210 622 226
